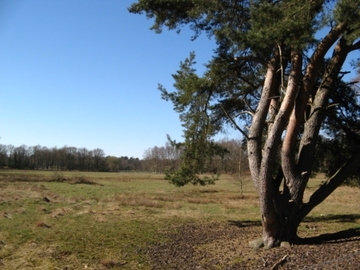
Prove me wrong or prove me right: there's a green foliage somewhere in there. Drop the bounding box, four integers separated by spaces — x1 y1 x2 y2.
334 0 360 42
311 68 360 185
248 0 322 53
128 0 215 36
164 166 220 186
160 53 228 186
315 134 360 186
130 0 360 188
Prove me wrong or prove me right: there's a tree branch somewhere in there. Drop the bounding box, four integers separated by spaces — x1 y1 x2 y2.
238 76 262 90
281 24 349 201
296 36 350 197
270 255 288 270
299 150 360 220
233 55 267 67
348 40 360 52
248 55 279 181
220 105 249 140
243 95 256 114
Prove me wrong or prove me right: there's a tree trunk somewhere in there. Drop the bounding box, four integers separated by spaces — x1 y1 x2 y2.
252 148 360 248
248 54 280 248
250 186 303 248
248 28 358 248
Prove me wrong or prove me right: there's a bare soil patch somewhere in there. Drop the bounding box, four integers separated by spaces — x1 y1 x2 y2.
148 221 360 269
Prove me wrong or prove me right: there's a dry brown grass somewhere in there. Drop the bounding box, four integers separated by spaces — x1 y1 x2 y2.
0 170 358 269
100 258 128 269
35 221 51 228
117 194 165 208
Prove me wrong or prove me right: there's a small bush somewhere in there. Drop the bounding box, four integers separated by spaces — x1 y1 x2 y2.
343 176 360 187
52 171 66 182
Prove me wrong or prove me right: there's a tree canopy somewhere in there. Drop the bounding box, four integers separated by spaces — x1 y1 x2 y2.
129 0 360 248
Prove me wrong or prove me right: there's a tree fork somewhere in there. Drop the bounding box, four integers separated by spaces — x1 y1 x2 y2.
297 37 351 196
281 23 348 203
257 51 303 247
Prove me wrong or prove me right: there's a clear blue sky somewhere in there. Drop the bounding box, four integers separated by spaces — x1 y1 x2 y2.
0 1 358 159
0 0 217 158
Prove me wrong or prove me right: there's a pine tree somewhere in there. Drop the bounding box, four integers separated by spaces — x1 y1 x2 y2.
129 0 360 248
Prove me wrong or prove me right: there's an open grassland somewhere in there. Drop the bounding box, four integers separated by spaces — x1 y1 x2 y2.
0 170 359 269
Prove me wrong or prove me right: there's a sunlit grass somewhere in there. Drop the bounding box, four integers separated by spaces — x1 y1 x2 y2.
0 170 358 269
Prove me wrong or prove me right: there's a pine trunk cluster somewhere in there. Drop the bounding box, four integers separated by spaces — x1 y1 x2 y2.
129 0 360 248
248 27 360 248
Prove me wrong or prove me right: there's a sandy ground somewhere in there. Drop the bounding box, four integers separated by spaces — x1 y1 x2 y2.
147 221 360 269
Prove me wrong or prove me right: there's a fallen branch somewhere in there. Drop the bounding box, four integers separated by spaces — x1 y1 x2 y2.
270 255 288 270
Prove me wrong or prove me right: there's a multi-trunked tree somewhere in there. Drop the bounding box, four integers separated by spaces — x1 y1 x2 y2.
129 0 360 248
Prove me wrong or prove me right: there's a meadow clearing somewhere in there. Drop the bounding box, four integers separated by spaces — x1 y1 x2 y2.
0 170 359 269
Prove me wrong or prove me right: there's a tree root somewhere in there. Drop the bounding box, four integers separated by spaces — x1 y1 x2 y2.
249 238 264 248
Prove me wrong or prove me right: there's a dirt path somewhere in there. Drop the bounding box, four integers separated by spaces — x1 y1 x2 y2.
147 221 360 269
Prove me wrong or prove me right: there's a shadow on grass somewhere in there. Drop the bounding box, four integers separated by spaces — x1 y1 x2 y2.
229 214 360 228
229 215 360 245
303 214 360 223
301 227 360 245
228 220 262 227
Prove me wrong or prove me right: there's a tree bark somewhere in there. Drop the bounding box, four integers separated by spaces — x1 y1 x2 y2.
259 51 303 247
248 55 280 248
249 24 354 247
248 55 279 192
299 150 360 221
297 37 350 193
282 23 347 204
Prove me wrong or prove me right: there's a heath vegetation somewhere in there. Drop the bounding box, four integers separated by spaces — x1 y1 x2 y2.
0 170 358 269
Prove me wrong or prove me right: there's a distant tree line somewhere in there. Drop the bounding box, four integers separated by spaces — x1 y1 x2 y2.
142 139 249 175
0 144 141 171
142 141 182 173
0 139 249 174
0 135 353 178
142 134 360 182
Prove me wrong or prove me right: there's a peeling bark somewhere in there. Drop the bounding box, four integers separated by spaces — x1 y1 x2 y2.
250 24 357 247
248 55 279 192
282 24 347 203
258 51 303 247
297 37 350 194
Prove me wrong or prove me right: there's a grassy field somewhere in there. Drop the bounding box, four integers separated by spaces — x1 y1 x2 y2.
0 170 359 269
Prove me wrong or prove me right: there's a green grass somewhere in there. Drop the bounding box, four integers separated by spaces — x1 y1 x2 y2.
0 170 358 269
